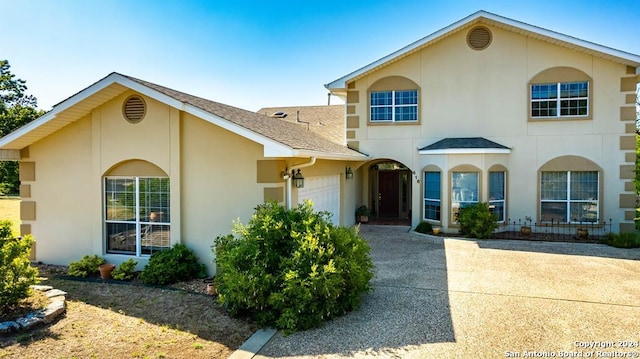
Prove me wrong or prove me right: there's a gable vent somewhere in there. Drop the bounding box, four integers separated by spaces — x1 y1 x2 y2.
123 95 146 123
467 26 492 50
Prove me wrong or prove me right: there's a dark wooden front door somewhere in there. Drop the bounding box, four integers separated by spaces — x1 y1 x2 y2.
378 171 399 217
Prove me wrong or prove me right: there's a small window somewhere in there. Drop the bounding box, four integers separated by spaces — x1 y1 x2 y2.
531 81 588 118
489 172 506 222
452 172 478 222
423 171 441 221
540 171 598 223
370 90 418 122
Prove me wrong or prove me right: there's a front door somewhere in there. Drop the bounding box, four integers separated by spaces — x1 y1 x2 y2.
378 171 399 217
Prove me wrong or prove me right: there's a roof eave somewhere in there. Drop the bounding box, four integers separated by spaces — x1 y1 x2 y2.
325 10 640 89
294 149 369 161
418 148 512 155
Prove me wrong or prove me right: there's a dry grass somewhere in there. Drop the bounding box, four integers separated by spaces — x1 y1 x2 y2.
0 275 259 358
0 201 259 358
0 197 20 235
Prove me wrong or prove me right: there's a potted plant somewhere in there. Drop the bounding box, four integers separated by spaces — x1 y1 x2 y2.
576 228 588 240
520 216 532 236
98 263 116 280
355 205 370 224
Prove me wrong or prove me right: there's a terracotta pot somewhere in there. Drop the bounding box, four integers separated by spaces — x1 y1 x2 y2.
432 228 441 235
98 263 115 280
576 228 588 240
521 226 531 236
206 283 217 296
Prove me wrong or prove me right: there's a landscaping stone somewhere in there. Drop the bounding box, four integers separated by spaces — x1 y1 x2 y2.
44 289 67 298
0 285 67 337
0 321 20 335
42 297 66 324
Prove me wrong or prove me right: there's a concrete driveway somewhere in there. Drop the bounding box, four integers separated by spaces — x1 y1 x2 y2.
254 225 640 359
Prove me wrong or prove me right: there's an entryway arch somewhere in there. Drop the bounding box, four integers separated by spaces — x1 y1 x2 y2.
366 159 413 224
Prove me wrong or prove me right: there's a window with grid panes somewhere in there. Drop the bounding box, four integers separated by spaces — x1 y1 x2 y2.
531 81 588 118
540 171 598 223
370 90 418 122
105 177 170 256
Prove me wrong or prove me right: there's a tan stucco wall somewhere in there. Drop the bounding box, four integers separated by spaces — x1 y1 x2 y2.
26 114 94 265
347 24 634 231
180 113 267 274
23 88 361 274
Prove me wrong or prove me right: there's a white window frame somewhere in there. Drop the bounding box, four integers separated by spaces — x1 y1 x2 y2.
423 171 441 221
540 171 599 223
370 90 418 122
488 171 506 223
104 176 170 257
451 172 479 223
531 81 589 118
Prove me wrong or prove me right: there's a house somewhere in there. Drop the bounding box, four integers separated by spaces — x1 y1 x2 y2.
0 73 366 273
325 10 639 234
0 10 638 273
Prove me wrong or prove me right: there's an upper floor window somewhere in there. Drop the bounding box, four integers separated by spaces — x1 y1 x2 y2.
370 90 418 122
531 81 589 118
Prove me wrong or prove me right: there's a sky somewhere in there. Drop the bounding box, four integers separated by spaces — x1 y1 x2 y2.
2 0 639 112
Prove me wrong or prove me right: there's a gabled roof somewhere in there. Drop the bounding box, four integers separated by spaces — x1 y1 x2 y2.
419 137 511 154
0 73 365 160
326 10 640 91
256 105 345 145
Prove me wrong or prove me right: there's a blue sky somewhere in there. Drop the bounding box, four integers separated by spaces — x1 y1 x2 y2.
2 0 639 111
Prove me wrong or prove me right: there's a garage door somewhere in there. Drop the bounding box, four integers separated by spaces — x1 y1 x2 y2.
298 175 340 225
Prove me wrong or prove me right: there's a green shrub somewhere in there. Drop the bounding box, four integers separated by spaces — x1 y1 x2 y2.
112 259 138 281
214 201 374 334
601 232 640 248
68 255 105 277
415 221 433 234
139 244 204 285
457 202 498 239
0 220 38 309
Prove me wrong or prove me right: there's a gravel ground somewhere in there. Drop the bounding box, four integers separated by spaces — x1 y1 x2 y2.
254 225 640 359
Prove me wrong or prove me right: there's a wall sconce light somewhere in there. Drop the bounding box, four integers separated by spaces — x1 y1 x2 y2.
293 169 305 188
345 167 354 180
282 170 291 180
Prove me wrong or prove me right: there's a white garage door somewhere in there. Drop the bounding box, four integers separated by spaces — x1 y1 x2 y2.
298 175 340 225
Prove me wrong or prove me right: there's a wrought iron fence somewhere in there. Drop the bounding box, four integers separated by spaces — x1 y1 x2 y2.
492 218 613 242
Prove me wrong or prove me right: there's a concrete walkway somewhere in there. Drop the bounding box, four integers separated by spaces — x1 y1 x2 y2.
253 225 640 359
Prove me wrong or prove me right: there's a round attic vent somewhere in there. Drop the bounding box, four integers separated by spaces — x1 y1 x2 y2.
123 95 146 123
467 26 492 50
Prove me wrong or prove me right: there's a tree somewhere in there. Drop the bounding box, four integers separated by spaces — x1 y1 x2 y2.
0 60 44 195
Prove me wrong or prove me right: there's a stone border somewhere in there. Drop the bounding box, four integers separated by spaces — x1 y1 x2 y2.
0 285 67 336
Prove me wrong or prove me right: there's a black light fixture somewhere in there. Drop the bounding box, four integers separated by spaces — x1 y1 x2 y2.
293 169 305 188
345 167 354 180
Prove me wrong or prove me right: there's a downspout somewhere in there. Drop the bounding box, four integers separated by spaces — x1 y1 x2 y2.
285 157 317 209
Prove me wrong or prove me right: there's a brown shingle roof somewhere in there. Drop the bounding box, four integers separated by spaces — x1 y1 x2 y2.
257 105 344 145
122 75 360 157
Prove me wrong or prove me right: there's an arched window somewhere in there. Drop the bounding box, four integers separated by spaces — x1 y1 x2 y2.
450 165 482 224
104 160 170 256
488 165 507 222
423 165 442 221
539 156 602 223
529 67 592 120
368 76 420 124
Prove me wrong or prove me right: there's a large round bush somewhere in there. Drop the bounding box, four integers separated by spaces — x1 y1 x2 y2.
214 201 374 333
